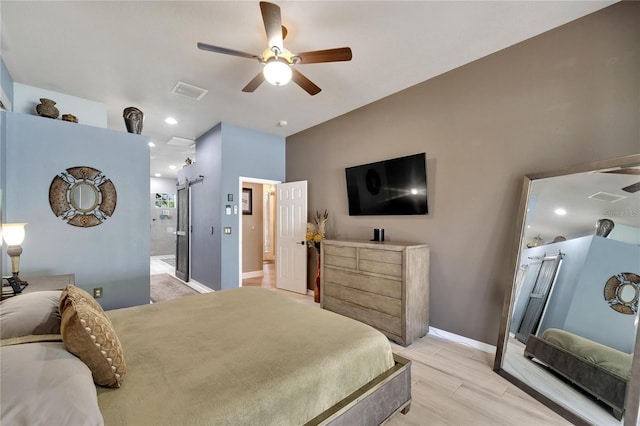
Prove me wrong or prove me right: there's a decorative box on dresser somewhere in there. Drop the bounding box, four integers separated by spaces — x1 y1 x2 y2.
320 239 429 346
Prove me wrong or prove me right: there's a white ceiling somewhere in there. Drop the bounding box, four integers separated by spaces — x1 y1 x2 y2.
526 166 640 245
1 1 617 178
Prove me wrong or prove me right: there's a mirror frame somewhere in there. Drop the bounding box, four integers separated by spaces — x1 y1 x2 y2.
494 154 640 425
49 166 117 228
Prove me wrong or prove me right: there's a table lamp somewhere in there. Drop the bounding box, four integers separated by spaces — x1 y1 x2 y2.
2 223 27 283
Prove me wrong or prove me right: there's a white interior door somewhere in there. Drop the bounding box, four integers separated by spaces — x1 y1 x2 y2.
276 181 307 294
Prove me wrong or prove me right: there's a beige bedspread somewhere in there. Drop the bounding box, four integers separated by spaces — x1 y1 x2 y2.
97 287 394 425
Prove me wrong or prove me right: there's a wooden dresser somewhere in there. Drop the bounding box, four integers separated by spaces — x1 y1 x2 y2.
320 239 429 346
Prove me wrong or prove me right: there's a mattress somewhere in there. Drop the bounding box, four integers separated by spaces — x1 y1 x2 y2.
97 287 394 425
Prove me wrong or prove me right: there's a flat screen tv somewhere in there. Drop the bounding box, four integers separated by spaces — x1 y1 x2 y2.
345 153 428 216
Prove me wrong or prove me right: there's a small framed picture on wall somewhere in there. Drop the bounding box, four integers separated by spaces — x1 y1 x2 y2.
242 188 252 215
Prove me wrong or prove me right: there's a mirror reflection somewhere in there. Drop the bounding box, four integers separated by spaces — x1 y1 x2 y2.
497 156 640 425
71 182 99 212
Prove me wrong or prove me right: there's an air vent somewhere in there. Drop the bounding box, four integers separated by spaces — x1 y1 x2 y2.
167 136 195 147
171 81 208 100
588 191 627 203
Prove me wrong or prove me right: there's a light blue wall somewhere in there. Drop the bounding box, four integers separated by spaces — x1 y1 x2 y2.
178 122 285 290
3 112 150 309
512 236 591 334
514 235 640 353
0 57 13 246
220 122 285 289
565 236 640 352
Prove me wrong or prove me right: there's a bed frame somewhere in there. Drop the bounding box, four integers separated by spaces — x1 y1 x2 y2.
306 354 412 425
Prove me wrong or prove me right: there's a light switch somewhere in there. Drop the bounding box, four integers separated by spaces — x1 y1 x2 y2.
233 205 238 214
224 227 232 234
225 205 232 215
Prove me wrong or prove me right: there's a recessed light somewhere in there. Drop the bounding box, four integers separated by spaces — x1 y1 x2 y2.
554 208 567 216
169 165 176 170
154 173 162 177
165 117 178 125
277 120 288 127
148 141 156 147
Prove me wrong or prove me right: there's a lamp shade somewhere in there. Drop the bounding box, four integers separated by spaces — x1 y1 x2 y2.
2 223 27 246
263 59 292 86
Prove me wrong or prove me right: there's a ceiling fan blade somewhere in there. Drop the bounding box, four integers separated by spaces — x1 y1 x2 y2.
621 181 640 193
294 47 352 64
292 69 321 96
197 42 258 61
242 72 265 93
602 166 640 175
260 2 283 53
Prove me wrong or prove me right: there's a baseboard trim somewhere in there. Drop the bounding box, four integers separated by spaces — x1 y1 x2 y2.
242 271 264 279
183 278 214 294
428 326 496 354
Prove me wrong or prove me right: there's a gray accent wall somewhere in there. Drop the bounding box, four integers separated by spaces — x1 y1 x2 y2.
177 122 284 291
2 111 150 309
285 3 640 345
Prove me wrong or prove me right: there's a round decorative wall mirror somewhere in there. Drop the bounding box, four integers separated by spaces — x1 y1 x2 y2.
603 272 640 315
49 166 117 227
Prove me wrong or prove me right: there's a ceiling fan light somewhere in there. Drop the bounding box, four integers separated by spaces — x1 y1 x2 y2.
263 59 292 86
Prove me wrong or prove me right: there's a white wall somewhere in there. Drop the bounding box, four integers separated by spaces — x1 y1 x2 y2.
150 176 177 194
13 83 107 128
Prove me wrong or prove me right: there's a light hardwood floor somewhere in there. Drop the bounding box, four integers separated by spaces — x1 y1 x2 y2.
241 262 570 425
158 257 571 425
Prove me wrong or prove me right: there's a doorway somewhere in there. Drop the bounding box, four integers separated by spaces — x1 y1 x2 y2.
239 177 279 288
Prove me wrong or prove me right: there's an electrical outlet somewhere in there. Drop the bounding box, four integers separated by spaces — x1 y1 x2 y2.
93 287 103 298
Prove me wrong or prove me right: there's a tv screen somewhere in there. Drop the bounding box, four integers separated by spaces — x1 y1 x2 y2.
345 153 428 216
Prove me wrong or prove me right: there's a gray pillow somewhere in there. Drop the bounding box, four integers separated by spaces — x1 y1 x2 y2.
0 291 62 340
0 341 104 425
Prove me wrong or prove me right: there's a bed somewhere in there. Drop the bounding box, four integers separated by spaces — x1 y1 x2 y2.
0 285 411 425
524 328 632 419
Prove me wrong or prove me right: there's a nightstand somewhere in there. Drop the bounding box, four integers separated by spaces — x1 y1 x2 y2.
1 274 75 300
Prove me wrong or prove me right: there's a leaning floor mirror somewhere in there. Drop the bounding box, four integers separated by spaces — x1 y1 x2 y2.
494 154 640 426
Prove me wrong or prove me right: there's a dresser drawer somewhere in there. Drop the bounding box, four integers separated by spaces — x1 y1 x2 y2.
324 282 402 317
323 267 402 299
323 295 402 338
358 259 402 278
324 254 357 270
359 248 402 264
324 244 356 258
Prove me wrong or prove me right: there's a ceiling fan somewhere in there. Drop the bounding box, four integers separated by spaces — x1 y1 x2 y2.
197 1 352 96
602 167 640 193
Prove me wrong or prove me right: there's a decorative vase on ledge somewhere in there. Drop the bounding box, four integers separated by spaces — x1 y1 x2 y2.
595 218 614 237
123 106 144 134
36 98 59 119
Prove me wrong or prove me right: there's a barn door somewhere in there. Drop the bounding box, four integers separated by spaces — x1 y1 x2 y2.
515 253 563 343
175 181 189 282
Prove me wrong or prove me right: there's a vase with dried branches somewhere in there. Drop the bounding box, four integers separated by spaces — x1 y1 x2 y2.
306 210 328 303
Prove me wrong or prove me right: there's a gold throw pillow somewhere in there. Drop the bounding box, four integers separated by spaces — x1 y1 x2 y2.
59 285 126 388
